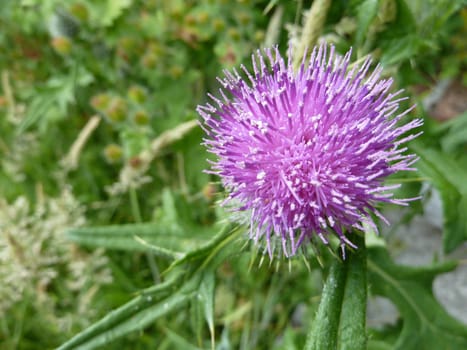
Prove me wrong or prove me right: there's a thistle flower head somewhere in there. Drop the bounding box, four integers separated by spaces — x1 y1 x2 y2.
197 44 422 258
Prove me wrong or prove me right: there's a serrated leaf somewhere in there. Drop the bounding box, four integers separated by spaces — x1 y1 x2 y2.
413 144 467 252
168 225 241 270
18 66 93 133
367 247 467 350
66 223 217 259
95 0 131 27
56 273 192 350
59 225 239 350
18 93 55 134
415 147 467 192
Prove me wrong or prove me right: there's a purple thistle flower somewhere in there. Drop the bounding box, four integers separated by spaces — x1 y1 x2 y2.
197 44 422 258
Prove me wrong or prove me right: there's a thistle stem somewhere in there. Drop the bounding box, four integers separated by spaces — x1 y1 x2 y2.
305 233 367 350
339 233 367 350
305 254 348 350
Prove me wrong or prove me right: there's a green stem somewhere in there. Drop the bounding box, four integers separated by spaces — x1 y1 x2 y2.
129 187 142 222
305 254 348 350
338 233 367 350
129 188 160 283
305 233 368 350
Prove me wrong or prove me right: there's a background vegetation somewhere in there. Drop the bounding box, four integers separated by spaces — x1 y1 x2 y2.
0 0 466 349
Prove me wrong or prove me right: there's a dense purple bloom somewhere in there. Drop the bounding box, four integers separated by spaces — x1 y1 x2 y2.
197 44 422 257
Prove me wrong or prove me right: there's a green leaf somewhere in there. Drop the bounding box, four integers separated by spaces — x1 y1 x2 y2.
367 340 393 350
274 327 300 350
66 223 218 259
380 35 423 66
406 0 465 33
367 247 467 350
18 66 93 133
59 225 239 349
90 0 132 27
18 92 55 134
164 328 204 350
190 290 204 347
188 271 216 348
367 321 403 347
354 0 380 47
198 270 216 347
412 144 467 252
385 0 417 37
168 225 242 270
377 0 420 66
56 272 192 350
436 111 467 153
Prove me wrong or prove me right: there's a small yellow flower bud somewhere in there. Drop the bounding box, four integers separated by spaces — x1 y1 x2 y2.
69 2 88 22
127 85 147 104
90 93 111 111
103 144 123 164
133 110 150 125
51 36 72 55
105 97 128 122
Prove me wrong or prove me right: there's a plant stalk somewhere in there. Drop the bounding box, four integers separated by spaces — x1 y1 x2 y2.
305 233 367 350
339 233 367 350
305 253 348 350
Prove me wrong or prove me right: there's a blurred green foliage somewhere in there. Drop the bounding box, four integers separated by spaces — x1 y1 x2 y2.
0 0 466 349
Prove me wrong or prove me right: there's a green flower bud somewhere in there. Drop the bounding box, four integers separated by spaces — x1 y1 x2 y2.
69 2 88 22
213 19 226 32
236 12 251 25
254 30 265 43
196 11 209 24
103 144 123 164
227 28 241 41
127 85 147 104
105 97 127 122
133 110 150 125
51 36 72 55
169 65 183 78
90 93 111 111
141 52 158 69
